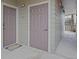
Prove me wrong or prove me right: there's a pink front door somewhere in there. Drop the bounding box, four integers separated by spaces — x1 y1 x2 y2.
30 3 48 51
3 6 16 47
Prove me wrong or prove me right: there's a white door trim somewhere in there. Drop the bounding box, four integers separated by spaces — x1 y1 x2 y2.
28 1 48 7
3 2 17 9
48 0 51 53
28 1 51 52
2 2 18 47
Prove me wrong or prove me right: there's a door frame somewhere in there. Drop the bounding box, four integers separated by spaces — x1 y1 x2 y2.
1 2 19 48
28 1 51 52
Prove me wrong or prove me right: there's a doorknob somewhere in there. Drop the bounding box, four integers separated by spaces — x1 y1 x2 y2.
3 24 5 26
3 24 5 30
44 29 48 31
3 27 5 30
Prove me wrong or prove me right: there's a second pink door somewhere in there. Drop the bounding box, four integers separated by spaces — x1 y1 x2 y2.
30 3 48 51
3 6 16 47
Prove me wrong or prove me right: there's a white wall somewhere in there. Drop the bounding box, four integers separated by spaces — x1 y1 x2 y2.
50 0 63 53
49 0 56 53
18 5 28 45
63 0 77 15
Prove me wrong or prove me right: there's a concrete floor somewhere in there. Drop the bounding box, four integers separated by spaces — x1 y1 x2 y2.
2 31 77 59
56 31 77 59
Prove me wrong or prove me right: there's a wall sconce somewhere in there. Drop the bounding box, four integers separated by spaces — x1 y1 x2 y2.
21 3 25 7
18 3 25 8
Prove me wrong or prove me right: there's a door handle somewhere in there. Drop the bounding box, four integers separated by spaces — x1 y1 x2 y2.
44 29 48 31
3 24 5 30
3 27 5 30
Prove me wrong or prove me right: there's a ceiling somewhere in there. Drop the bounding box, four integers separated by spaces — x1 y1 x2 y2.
62 0 77 15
